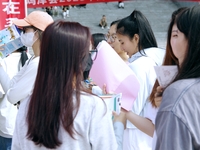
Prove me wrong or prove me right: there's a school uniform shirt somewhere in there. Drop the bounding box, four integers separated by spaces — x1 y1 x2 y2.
0 53 31 138
0 56 39 105
155 78 200 150
123 47 165 150
12 92 118 150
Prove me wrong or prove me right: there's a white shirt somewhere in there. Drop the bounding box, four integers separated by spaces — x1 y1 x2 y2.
12 93 118 150
123 47 165 150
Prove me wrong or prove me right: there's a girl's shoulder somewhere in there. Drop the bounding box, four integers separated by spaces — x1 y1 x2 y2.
80 92 105 107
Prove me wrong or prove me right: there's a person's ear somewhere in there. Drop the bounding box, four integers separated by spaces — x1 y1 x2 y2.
34 30 40 40
133 34 139 44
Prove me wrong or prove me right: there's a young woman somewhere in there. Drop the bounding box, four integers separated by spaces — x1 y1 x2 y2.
113 7 188 150
116 10 165 150
0 11 53 149
0 11 53 106
155 5 200 149
11 20 118 150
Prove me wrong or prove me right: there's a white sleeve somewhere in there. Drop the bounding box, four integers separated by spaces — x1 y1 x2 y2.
113 122 124 150
0 66 11 92
7 58 39 104
89 99 118 150
0 56 32 93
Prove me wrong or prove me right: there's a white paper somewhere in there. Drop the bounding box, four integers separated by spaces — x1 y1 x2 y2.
101 93 122 116
154 66 178 88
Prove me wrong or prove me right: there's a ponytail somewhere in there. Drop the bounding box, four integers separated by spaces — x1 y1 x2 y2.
16 46 29 67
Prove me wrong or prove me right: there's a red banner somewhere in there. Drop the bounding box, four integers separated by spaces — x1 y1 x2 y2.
27 0 200 8
27 0 123 8
0 0 26 30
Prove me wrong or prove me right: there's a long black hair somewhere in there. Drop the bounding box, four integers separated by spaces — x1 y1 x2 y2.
16 46 28 66
26 20 91 148
172 5 200 82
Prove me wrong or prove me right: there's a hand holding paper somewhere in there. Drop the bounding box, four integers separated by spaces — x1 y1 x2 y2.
113 110 127 129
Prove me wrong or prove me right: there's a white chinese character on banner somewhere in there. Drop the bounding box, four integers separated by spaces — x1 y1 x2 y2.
37 0 47 4
49 0 57 4
5 18 18 27
59 0 65 2
27 0 36 5
2 0 20 14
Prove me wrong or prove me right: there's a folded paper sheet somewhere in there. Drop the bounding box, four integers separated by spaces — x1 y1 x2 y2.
0 25 23 59
154 65 178 88
89 41 140 111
